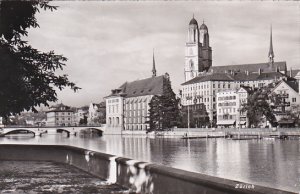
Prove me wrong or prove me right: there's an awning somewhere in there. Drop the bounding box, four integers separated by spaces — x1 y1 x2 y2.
217 120 236 125
237 121 246 125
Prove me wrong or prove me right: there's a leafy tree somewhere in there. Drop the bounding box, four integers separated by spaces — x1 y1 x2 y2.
241 85 277 127
79 116 88 125
0 1 79 118
147 76 180 131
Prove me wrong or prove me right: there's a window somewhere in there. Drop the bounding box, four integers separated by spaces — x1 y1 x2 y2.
292 98 296 103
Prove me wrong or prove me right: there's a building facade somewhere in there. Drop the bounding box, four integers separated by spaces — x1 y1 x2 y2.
105 67 171 131
272 79 300 127
216 87 250 128
181 17 289 127
46 103 75 126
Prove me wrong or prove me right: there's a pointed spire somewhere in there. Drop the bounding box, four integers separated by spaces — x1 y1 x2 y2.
152 49 157 77
268 25 274 64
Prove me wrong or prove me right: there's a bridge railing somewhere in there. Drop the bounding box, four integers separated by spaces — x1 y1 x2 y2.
2 125 104 129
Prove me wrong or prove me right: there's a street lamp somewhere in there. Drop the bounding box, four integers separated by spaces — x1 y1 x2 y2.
186 95 193 136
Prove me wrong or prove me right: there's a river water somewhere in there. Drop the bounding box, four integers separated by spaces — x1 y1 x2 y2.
0 133 299 193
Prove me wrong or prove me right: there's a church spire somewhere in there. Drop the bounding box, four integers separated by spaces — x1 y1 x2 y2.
268 25 274 64
152 49 156 77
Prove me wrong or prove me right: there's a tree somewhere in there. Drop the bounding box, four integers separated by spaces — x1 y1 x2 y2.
147 76 180 132
79 116 88 125
0 1 79 118
241 85 277 128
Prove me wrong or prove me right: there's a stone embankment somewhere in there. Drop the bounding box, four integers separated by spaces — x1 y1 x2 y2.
112 128 300 140
0 144 296 194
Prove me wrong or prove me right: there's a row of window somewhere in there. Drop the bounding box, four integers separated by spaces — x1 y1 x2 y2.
218 96 236 100
56 118 71 121
125 110 147 117
108 99 119 104
183 82 234 91
125 124 147 131
218 102 237 107
55 112 72 116
108 105 119 114
108 117 120 126
125 117 146 124
126 102 147 110
218 108 237 114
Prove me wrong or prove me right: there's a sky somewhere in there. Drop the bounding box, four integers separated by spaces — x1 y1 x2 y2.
25 1 300 108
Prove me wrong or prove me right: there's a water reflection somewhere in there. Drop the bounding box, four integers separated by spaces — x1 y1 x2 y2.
0 134 299 192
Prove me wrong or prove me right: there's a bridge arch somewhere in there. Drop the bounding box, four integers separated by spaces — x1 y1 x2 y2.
3 129 36 137
56 128 71 137
79 127 103 136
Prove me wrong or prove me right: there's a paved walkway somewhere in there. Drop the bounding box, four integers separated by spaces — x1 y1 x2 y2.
0 161 132 194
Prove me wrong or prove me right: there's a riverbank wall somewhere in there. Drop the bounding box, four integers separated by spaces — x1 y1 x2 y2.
104 127 300 140
0 144 295 194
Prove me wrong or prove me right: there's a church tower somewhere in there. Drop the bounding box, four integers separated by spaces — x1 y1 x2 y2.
152 50 157 77
199 21 212 71
268 25 274 64
184 16 202 82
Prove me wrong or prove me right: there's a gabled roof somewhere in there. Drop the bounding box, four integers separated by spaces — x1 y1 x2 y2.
106 75 165 98
273 79 299 93
285 80 299 93
209 61 286 74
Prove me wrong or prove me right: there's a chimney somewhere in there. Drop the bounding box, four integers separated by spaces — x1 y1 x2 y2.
289 67 292 77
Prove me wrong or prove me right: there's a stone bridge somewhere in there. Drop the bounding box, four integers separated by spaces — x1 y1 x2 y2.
0 126 104 137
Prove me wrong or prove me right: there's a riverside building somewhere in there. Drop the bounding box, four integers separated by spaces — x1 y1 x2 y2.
181 16 289 126
46 103 75 126
216 87 250 128
105 54 173 131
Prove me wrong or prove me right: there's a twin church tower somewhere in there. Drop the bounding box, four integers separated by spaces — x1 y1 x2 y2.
184 16 212 82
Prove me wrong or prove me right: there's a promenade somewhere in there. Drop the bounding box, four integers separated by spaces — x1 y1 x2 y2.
0 160 129 193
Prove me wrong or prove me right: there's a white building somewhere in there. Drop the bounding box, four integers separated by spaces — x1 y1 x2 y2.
46 103 75 126
74 106 88 125
105 74 169 131
216 87 250 128
88 102 105 125
272 78 300 127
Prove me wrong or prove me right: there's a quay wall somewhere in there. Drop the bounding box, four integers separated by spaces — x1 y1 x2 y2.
106 128 300 138
0 144 295 194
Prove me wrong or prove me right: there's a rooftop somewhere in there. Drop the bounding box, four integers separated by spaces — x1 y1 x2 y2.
107 75 165 98
182 71 286 85
209 61 287 74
